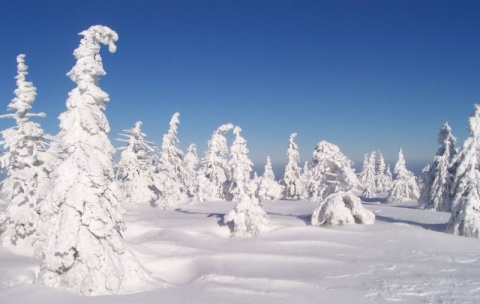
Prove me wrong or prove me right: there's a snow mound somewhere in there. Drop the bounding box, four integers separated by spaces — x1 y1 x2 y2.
311 191 375 226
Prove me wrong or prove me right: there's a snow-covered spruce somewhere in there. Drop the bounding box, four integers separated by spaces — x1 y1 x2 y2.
375 153 393 193
196 123 234 201
311 191 375 226
116 121 162 205
386 149 419 204
359 151 377 198
306 141 359 202
183 143 200 198
256 156 283 201
419 123 457 211
223 193 269 237
38 26 158 295
155 112 189 208
447 105 480 237
281 133 305 199
0 54 51 256
226 126 254 201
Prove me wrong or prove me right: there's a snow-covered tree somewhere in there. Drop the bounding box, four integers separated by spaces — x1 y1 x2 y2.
311 191 375 226
38 26 156 295
156 112 188 208
306 141 359 202
256 156 283 201
420 123 457 211
116 121 161 205
0 54 51 256
374 153 393 193
447 105 480 237
183 143 199 198
281 133 305 199
223 193 269 237
226 126 253 201
359 151 377 198
386 149 419 204
196 123 234 201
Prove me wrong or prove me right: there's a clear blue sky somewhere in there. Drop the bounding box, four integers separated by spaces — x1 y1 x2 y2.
1 0 480 174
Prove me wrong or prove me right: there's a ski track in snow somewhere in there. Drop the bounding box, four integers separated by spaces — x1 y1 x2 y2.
1 199 480 303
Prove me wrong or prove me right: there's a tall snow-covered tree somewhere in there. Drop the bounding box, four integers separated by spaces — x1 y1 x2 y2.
38 26 156 295
447 105 480 237
359 151 377 198
116 121 161 205
196 123 234 201
375 153 393 193
156 112 188 208
256 156 283 201
281 133 305 199
419 123 457 211
386 149 419 204
183 143 199 198
0 54 51 256
227 126 253 201
306 141 359 202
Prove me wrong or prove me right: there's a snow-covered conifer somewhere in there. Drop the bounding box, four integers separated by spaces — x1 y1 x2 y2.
386 149 419 204
156 112 188 208
38 26 156 295
419 123 457 211
116 121 161 204
447 105 480 237
375 153 393 193
183 143 199 197
196 123 234 201
280 133 305 199
359 151 377 198
223 193 269 237
226 126 253 201
311 191 375 226
256 156 283 201
0 54 51 256
306 141 359 202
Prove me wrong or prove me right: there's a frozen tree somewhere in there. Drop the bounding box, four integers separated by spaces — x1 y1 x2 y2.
223 193 269 237
306 141 359 202
375 153 393 193
226 126 253 201
38 26 156 295
281 133 305 199
447 105 480 237
311 191 375 226
386 149 419 204
183 143 199 198
419 123 457 211
0 54 52 256
256 156 283 201
116 121 161 205
156 112 188 208
196 123 234 201
359 151 377 198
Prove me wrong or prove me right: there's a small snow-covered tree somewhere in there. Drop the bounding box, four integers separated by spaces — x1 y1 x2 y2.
447 105 480 237
226 126 253 201
156 112 188 208
223 193 269 237
375 153 393 193
359 151 377 198
38 26 156 295
386 149 419 204
311 191 375 226
256 156 283 201
0 54 51 256
196 123 234 201
306 141 359 202
183 143 199 197
116 121 161 204
420 122 457 211
280 133 305 199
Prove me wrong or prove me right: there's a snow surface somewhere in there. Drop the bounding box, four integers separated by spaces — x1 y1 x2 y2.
1 197 480 303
